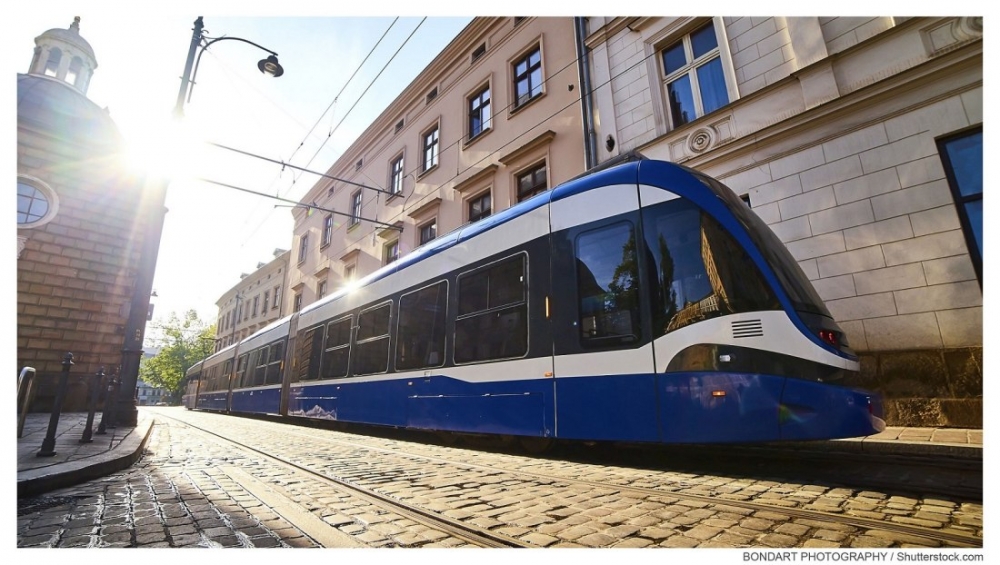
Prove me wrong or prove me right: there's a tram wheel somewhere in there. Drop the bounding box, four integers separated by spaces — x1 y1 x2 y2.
518 436 554 454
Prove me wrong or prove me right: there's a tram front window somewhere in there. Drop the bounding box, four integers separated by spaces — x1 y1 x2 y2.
642 198 779 337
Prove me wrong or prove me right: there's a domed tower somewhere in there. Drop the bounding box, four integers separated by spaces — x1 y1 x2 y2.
29 16 97 95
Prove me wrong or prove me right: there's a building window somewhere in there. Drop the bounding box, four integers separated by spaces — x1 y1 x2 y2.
468 192 492 223
252 296 259 317
471 43 486 63
17 179 55 227
322 214 334 247
517 162 547 202
395 118 404 134
344 264 356 282
390 155 404 196
513 46 542 108
384 240 400 265
419 220 437 245
273 285 281 309
355 158 363 171
298 233 309 263
318 280 328 300
468 86 491 140
293 293 303 313
661 20 729 128
426 87 438 104
350 191 362 226
939 128 983 284
262 290 269 312
422 126 439 172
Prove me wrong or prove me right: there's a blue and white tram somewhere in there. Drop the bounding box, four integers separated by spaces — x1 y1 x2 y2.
188 156 884 444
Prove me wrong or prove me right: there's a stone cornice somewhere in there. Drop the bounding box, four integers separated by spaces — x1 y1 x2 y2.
452 163 499 193
498 130 556 166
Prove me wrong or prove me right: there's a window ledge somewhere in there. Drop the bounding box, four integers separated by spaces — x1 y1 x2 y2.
508 91 545 117
462 127 493 149
417 163 439 181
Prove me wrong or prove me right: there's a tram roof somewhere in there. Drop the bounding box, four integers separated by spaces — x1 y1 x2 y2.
297 154 707 318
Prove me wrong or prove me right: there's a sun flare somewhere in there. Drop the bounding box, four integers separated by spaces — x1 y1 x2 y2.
122 116 209 181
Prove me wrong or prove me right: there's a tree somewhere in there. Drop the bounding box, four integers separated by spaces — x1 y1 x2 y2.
140 310 215 400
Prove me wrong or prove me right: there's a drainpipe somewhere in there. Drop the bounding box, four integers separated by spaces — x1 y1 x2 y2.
574 17 598 170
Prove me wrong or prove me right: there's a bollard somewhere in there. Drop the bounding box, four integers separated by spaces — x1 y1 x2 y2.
17 367 37 439
37 353 73 457
80 367 105 444
96 369 120 435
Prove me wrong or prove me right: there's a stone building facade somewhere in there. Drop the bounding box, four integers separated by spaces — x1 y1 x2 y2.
214 249 290 352
286 17 585 312
17 18 163 416
583 16 983 426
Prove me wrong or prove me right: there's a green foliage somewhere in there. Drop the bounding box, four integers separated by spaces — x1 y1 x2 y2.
139 310 215 396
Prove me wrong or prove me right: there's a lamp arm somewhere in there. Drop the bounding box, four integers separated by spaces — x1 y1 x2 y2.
187 35 281 105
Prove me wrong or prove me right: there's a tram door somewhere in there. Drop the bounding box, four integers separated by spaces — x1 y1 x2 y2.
549 182 659 442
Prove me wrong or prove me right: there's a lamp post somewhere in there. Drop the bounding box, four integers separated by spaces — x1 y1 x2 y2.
173 16 285 118
113 17 285 427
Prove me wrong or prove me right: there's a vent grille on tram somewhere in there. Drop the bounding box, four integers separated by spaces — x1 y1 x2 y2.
731 320 763 339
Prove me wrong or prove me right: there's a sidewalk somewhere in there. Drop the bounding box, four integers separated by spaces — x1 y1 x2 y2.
17 409 155 499
16 408 980 499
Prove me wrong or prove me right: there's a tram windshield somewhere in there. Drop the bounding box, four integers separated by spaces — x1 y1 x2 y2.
691 171 833 319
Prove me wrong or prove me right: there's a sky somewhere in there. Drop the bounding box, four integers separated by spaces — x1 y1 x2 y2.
9 3 476 339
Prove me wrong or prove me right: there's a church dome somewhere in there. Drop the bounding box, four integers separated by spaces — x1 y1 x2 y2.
35 17 97 64
17 73 122 148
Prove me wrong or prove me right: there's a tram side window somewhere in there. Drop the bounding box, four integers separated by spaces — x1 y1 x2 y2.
397 282 447 370
323 316 352 379
265 341 284 385
575 222 641 346
642 199 778 337
455 254 528 363
296 325 324 382
353 304 391 375
235 353 249 388
252 347 268 386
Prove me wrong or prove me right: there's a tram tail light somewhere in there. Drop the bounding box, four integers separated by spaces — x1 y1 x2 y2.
818 330 839 348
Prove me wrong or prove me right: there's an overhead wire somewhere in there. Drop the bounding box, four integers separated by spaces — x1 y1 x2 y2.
235 17 416 251
197 20 662 267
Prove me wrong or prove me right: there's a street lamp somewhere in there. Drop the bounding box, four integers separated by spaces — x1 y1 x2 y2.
173 16 285 118
113 17 285 427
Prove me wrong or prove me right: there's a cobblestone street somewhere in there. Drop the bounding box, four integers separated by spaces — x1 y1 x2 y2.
17 409 984 549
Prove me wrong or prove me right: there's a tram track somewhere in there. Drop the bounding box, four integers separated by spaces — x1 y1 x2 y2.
155 411 982 549
155 414 530 547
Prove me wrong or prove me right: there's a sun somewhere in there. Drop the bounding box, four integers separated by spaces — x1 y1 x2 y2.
121 115 209 182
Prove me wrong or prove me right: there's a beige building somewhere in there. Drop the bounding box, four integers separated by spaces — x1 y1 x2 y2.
583 16 983 426
214 249 290 351
287 17 585 312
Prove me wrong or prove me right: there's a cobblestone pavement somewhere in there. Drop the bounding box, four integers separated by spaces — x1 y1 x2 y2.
17 409 984 549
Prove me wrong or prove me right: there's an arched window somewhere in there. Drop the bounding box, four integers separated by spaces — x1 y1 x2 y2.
67 56 83 86
44 47 62 77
